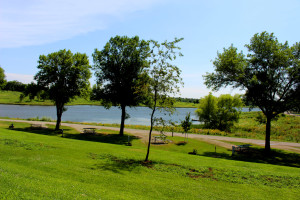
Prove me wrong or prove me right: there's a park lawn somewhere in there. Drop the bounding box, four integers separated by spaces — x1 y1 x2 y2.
0 121 299 199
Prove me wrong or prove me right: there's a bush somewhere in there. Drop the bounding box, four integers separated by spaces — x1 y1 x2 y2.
195 93 243 131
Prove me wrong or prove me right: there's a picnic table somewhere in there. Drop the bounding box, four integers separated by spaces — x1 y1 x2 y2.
152 135 167 144
83 128 96 134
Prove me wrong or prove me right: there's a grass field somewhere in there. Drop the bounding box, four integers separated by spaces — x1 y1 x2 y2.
0 121 299 199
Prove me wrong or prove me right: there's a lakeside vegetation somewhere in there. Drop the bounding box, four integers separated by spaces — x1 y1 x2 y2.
2 111 299 143
67 112 300 143
0 121 299 199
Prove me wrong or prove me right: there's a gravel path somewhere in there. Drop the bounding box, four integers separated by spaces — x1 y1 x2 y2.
2 119 300 153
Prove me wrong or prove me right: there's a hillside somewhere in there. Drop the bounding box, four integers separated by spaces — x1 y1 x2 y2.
0 120 299 199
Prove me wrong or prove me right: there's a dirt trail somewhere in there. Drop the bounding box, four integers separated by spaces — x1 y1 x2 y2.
2 119 300 153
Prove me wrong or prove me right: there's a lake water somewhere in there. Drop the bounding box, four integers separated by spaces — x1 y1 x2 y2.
0 104 258 126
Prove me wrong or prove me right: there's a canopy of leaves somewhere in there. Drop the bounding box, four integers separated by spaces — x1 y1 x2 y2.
145 38 184 112
35 49 91 106
204 32 300 118
92 35 150 108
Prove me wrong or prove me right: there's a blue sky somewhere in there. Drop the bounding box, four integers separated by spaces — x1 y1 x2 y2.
1 0 299 98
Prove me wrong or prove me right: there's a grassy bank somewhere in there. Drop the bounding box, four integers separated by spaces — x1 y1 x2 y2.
0 121 299 199
0 91 197 107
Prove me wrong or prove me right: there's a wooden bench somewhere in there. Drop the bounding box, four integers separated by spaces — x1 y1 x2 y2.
232 144 252 155
30 124 43 129
83 128 96 134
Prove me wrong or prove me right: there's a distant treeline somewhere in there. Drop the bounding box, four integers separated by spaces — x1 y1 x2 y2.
3 81 202 104
2 80 26 92
174 97 199 104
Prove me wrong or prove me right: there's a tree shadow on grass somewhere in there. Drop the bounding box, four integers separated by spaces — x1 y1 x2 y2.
10 127 140 146
201 148 300 168
12 127 59 136
89 153 155 174
64 132 140 145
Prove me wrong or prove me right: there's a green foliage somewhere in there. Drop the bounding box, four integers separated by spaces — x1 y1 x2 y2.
181 112 192 133
196 93 243 131
22 82 42 101
196 93 218 127
35 49 91 130
3 80 26 92
204 32 300 152
0 66 6 89
181 112 192 142
175 97 199 104
93 36 150 135
255 112 279 124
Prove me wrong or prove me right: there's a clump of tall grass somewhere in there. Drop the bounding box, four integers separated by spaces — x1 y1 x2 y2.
26 116 53 122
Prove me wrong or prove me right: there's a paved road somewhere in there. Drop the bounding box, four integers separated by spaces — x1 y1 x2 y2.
2 119 300 153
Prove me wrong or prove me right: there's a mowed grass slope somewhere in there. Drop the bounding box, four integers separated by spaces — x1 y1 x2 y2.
0 121 299 199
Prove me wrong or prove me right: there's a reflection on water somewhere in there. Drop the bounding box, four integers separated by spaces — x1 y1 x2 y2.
0 104 259 126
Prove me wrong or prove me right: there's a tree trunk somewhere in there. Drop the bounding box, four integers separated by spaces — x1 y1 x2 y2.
264 116 272 154
145 108 155 162
120 105 126 136
55 104 63 131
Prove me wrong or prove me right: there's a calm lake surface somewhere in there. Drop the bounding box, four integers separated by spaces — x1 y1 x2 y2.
0 104 258 126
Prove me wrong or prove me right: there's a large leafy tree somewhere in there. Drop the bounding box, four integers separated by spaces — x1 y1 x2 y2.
204 32 300 153
92 36 150 136
145 38 183 161
35 49 91 130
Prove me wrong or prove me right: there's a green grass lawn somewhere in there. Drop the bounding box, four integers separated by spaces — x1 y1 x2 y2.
0 121 299 199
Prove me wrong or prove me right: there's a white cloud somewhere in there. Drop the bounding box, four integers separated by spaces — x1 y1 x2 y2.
0 0 161 48
179 86 245 98
6 73 34 84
